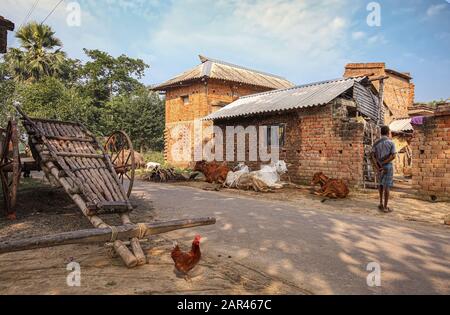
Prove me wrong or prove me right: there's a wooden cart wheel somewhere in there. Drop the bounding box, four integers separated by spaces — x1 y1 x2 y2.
104 131 135 197
0 121 21 219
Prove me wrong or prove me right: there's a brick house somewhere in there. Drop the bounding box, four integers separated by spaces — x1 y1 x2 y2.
204 77 382 187
344 63 420 178
344 63 415 123
0 16 14 54
151 55 293 167
411 103 450 202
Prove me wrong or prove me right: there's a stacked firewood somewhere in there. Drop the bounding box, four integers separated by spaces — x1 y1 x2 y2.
141 166 188 182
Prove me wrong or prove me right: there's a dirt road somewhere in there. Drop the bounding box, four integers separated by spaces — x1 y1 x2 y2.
132 181 450 295
0 181 306 295
0 179 449 294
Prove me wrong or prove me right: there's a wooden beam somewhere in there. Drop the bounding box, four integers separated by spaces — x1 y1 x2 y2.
85 201 134 216
378 78 386 125
55 152 104 159
0 217 216 254
369 75 389 82
45 135 95 143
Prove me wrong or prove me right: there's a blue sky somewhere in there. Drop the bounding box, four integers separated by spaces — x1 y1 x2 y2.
3 0 450 102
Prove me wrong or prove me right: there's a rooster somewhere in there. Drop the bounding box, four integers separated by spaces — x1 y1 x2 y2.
171 235 202 280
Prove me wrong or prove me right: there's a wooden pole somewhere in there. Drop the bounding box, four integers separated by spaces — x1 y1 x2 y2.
378 78 385 126
130 238 146 266
113 240 138 268
10 120 20 213
0 217 216 254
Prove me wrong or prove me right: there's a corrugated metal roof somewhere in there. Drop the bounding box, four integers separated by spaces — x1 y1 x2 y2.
353 81 382 122
389 118 413 132
152 55 293 91
204 77 364 121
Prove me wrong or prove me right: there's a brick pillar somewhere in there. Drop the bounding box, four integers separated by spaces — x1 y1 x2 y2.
411 106 450 202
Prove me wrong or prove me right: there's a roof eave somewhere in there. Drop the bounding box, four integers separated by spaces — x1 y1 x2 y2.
386 69 412 80
152 76 292 91
0 17 14 31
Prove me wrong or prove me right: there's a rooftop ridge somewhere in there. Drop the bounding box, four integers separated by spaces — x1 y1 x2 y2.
198 55 290 81
237 77 358 100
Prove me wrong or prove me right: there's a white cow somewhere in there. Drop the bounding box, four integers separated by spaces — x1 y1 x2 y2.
225 163 250 188
146 162 161 171
225 160 288 191
252 160 288 189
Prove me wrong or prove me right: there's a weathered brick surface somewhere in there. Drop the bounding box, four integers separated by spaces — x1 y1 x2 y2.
411 107 450 201
344 63 414 121
215 103 365 187
164 79 271 167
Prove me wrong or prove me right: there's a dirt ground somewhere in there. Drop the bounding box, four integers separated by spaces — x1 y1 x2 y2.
168 180 450 227
0 177 448 294
0 178 308 295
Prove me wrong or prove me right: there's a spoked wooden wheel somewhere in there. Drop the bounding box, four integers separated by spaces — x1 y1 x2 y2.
0 121 21 219
104 131 135 197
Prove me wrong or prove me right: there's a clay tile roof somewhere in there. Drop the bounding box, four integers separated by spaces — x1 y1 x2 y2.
151 55 294 91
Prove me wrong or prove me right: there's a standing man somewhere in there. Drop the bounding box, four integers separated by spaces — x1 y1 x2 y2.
372 126 397 213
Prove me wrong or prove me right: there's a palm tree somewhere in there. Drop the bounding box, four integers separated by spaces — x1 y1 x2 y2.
5 22 66 82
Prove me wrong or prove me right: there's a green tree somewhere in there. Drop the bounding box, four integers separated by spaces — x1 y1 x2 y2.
4 22 66 82
0 23 165 153
16 76 96 131
79 49 149 106
0 58 17 126
103 88 165 151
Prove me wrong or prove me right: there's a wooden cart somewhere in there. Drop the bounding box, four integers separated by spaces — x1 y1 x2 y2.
0 105 215 267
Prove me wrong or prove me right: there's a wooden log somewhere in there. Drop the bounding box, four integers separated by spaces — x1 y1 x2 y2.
378 78 385 125
56 152 104 159
113 240 137 268
120 213 132 225
130 238 146 266
105 238 149 247
43 160 108 229
0 217 216 254
369 75 389 82
11 120 20 211
30 117 81 127
85 201 131 216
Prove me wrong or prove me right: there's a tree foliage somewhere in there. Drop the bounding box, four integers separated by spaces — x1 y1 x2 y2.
0 22 164 152
102 88 165 151
4 22 66 82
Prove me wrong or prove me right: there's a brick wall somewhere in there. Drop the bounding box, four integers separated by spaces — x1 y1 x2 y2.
215 103 366 187
344 63 414 121
411 107 450 201
164 79 271 167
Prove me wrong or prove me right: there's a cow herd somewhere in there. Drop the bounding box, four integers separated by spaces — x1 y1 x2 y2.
190 160 349 198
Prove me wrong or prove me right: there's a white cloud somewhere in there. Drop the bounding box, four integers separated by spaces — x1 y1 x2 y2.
3 0 122 60
352 31 366 40
143 0 353 83
426 4 447 17
367 34 388 45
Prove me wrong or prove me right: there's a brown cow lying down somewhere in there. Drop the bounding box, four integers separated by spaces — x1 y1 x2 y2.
112 149 146 169
311 172 349 199
194 160 230 184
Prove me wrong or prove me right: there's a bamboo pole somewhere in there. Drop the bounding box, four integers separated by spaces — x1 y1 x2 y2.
130 238 146 266
10 120 20 211
113 240 137 268
43 160 108 228
0 217 216 254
